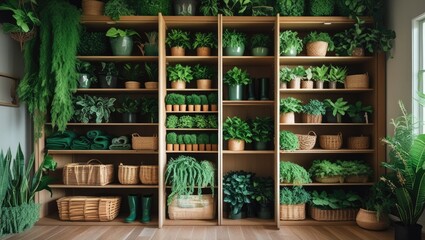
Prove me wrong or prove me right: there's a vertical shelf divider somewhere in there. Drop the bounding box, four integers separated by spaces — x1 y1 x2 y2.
218 14 224 226
274 14 281 230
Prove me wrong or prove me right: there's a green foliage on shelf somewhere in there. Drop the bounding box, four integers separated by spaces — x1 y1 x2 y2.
73 95 116 123
220 0 252 16
250 34 271 49
134 0 172 16
364 181 394 221
140 96 158 123
347 101 373 121
280 97 302 114
224 66 251 86
193 115 208 128
193 64 214 80
200 0 219 16
311 190 362 210
222 29 247 48
166 115 179 128
183 134 192 144
167 64 193 83
186 95 194 105
279 30 303 55
198 133 210 144
78 28 109 56
280 186 310 205
312 65 329 81
308 159 343 178
166 132 178 144
165 93 179 105
106 27 139 38
117 97 140 114
251 177 274 206
177 135 184 144
191 94 201 105
190 134 197 144
76 60 97 83
166 29 191 49
251 117 273 143
304 31 334 51
223 171 254 215
104 0 135 21
178 115 194 128
207 115 218 128
276 0 305 16
291 66 306 78
279 161 311 184
336 160 373 177
175 94 186 105
210 133 218 144
223 117 252 143
279 67 293 83
302 99 326 115
327 65 347 83
122 63 143 81
208 93 218 105
145 63 158 82
193 32 217 49
324 98 349 116
0 0 40 33
279 131 299 151
199 95 208 105
99 62 119 77
309 0 335 16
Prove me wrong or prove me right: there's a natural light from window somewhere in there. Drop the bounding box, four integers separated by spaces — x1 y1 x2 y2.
413 14 425 133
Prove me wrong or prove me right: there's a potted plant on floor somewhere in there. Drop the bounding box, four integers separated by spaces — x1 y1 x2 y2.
250 33 271 56
302 99 326 123
347 101 373 123
252 177 274 219
304 31 334 56
193 32 217 56
138 31 158 56
312 65 329 89
279 161 311 184
308 159 344 183
222 29 247 56
122 63 143 89
208 93 218 111
280 97 302 123
223 171 254 219
98 62 119 88
324 98 349 123
193 64 214 89
224 66 250 100
144 62 158 89
167 64 193 89
223 116 252 151
279 30 303 56
279 130 299 151
280 186 310 220
289 66 305 89
76 60 97 88
106 27 139 56
310 190 361 221
328 65 347 89
337 160 372 183
174 0 198 16
166 132 178 151
279 66 292 89
117 97 140 123
166 29 191 56
251 117 273 150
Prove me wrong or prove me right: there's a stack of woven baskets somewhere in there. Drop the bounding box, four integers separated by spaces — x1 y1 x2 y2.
118 164 159 185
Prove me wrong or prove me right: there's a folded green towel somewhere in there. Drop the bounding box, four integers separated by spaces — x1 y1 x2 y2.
71 136 91 150
86 130 105 139
46 143 70 150
112 136 129 145
46 131 77 149
90 135 111 150
109 144 131 150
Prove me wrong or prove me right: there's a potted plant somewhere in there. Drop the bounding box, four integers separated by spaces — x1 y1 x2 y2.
76 60 97 88
98 62 119 88
176 94 186 112
193 32 217 56
167 64 193 89
276 0 305 16
106 27 139 56
193 64 214 89
166 29 191 56
308 159 344 183
279 30 303 56
177 135 185 151
328 65 347 89
324 98 349 123
251 0 274 16
252 177 274 219
210 133 218 151
309 0 335 16
347 101 373 123
250 33 271 56
251 117 273 150
337 160 372 183
208 93 218 111
144 62 158 89
178 115 194 128
279 97 302 123
200 0 219 16
279 161 311 184
140 96 158 123
138 31 158 56
224 66 250 100
280 187 310 220
199 95 209 111
194 114 208 129
166 132 178 151
183 134 192 151
81 0 105 16
223 117 252 151
166 115 179 128
301 67 313 89
207 115 218 129
304 31 334 56
333 21 373 56
310 190 361 221
222 29 247 56
174 0 198 15
165 94 176 112
198 133 209 151
302 99 326 123
289 66 305 89
279 130 299 151
185 95 194 112
191 94 202 111
104 0 135 20
122 63 143 89
190 134 198 151
117 97 140 123
223 171 254 219
73 95 116 123
312 64 329 89
279 66 292 89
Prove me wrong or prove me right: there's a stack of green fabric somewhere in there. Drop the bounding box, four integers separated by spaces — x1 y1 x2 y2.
46 131 77 150
109 136 131 150
70 136 91 150
87 130 112 150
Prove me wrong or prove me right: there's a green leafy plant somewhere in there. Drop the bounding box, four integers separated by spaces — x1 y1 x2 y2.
304 67 313 81
117 97 139 114
185 95 194 105
279 67 293 83
363 181 394 221
199 95 208 105
178 115 194 128
144 31 158 44
220 0 252 16
135 0 172 16
324 98 349 117
328 65 347 83
311 190 362 210
193 32 217 49
167 94 185 105
312 65 329 81
190 134 197 144
207 115 218 128
208 93 218 105
0 0 40 33
251 117 273 143
166 115 179 128
280 186 310 205
145 62 158 82
193 115 208 128
302 99 326 115
104 0 135 21
280 97 302 113
309 0 335 16
291 66 306 79
304 31 335 51
167 64 193 83
99 62 119 77
78 28 109 56
250 34 271 48
279 161 311 184
200 0 219 16
193 64 214 80
308 159 343 178
223 117 252 143
73 95 116 123
166 132 178 144
223 171 254 215
140 96 158 123
337 0 366 17
251 177 274 206
106 27 139 38
122 63 143 81
183 134 192 144
76 60 97 83
177 135 184 145
166 29 191 49
191 94 201 105
347 101 373 122
222 29 247 48
279 131 299 151
337 160 372 177
198 133 210 144
276 0 305 16
279 30 303 55
223 66 250 86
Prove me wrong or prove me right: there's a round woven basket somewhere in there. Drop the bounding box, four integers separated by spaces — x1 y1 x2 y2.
118 164 139 185
306 41 328 56
139 165 159 184
10 27 37 49
345 73 369 89
125 81 140 89
347 136 370 149
296 131 317 150
319 133 343 150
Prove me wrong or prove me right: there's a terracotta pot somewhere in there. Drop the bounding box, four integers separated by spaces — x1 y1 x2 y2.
125 81 140 89
199 144 206 151
212 144 218 151
173 144 179 151
186 144 193 151
306 41 328 56
194 105 201 111
289 78 301 89
145 82 158 89
202 105 209 111
192 144 199 151
82 0 104 15
179 105 187 112
228 139 245 151
280 112 295 123
173 105 180 112
188 105 194 111
302 114 322 123
197 47 211 56
171 81 186 89
301 80 313 89
210 104 217 111
171 46 185 56
179 144 186 151
206 144 212 151
280 82 288 89
166 105 172 112
166 144 173 151
197 79 212 89
356 208 390 231
315 80 324 89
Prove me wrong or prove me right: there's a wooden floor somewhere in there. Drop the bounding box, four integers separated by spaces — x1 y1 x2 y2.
1 225 401 240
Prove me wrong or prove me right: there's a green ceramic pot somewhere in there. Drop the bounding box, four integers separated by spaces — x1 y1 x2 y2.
228 85 243 100
225 46 245 56
110 36 133 56
282 46 298 56
252 47 269 56
144 44 158 56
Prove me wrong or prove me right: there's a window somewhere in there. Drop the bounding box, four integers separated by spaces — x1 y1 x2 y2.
413 14 425 133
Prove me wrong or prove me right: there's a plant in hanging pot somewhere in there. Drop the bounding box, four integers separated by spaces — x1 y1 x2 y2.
327 65 347 89
144 62 158 89
208 93 218 111
193 64 214 89
106 27 139 56
279 186 310 221
138 31 158 56
167 64 193 89
312 64 329 89
166 132 178 151
250 33 271 56
193 32 217 56
288 66 305 89
251 117 273 150
309 0 335 16
279 97 302 123
223 116 252 151
222 29 247 56
166 29 191 56
279 30 303 56
223 171 254 219
279 66 292 89
279 161 311 184
117 97 140 123
122 63 143 89
337 160 372 183
308 159 344 183
279 130 299 151
304 31 334 57
347 101 373 123
252 177 274 219
76 60 97 88
276 0 305 16
224 66 250 100
174 0 198 16
324 98 349 123
98 62 119 88
301 99 326 123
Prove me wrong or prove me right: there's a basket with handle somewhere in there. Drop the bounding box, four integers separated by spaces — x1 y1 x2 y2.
347 136 370 149
319 132 343 150
296 131 317 150
118 163 139 185
132 133 158 150
63 159 113 186
57 196 121 221
139 165 159 184
345 73 369 89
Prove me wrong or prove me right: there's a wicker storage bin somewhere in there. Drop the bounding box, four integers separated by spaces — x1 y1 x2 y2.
310 206 358 221
296 131 317 150
319 133 343 150
132 133 158 150
118 164 139 185
280 204 306 220
345 73 369 89
348 136 370 149
315 176 344 183
168 194 216 220
139 165 159 184
63 159 113 186
57 196 121 221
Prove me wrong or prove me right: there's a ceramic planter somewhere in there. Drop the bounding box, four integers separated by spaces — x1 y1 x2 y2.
282 46 298 56
171 80 186 89
280 112 295 123
143 43 158 56
174 0 197 16
259 78 269 100
252 47 269 56
394 222 422 240
123 113 137 123
247 80 256 100
196 79 211 89
110 36 133 56
228 139 245 151
254 141 268 150
196 47 211 56
78 73 92 88
99 75 117 88
228 85 243 100
187 105 194 111
144 82 158 89
224 46 245 56
356 208 390 231
171 46 185 56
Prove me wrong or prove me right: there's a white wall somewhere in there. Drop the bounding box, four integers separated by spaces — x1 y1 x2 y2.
0 31 30 157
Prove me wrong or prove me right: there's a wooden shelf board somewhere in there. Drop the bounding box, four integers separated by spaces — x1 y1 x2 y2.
166 111 218 114
279 123 374 126
279 16 373 31
222 100 274 106
279 56 373 64
47 150 158 155
280 218 356 226
49 184 159 189
80 16 158 30
163 16 218 29
75 88 158 93
166 88 218 92
37 214 158 226
222 150 275 154
279 89 374 93
280 149 374 154
221 218 275 226
164 219 218 226
77 56 158 62
46 123 158 126
166 151 218 154
222 16 275 30
279 183 374 187
166 56 218 63
223 56 275 65
166 128 218 131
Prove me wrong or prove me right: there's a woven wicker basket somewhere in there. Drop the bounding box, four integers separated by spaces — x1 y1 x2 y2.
132 133 158 150
302 114 322 123
345 73 369 89
118 164 139 185
319 133 343 150
310 206 358 221
125 81 140 89
306 41 328 56
315 175 344 183
63 159 113 186
348 136 370 149
280 203 306 220
168 194 216 220
296 131 317 150
57 196 121 221
345 175 369 183
139 165 159 184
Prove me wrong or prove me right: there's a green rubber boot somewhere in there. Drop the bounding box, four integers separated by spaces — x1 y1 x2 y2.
124 195 138 223
140 194 152 223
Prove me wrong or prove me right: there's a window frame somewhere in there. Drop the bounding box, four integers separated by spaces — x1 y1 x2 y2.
412 13 425 133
